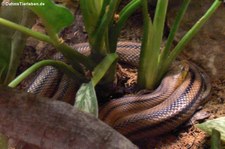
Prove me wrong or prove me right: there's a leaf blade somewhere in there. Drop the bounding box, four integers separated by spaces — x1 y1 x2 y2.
196 117 225 142
13 0 74 34
75 82 98 117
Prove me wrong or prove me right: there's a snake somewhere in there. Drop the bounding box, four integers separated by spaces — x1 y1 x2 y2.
27 42 211 141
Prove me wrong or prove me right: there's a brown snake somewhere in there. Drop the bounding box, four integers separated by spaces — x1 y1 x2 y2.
27 42 211 141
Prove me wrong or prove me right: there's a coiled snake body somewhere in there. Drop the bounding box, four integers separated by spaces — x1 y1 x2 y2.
27 42 211 141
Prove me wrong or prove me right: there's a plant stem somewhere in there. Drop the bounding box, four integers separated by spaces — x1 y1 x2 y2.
161 0 190 60
92 0 121 55
162 0 222 75
149 0 168 88
91 53 118 86
109 0 141 52
8 60 85 88
152 0 168 58
138 0 168 89
54 41 95 70
0 18 94 71
137 0 153 88
119 0 141 21
0 18 53 44
80 0 104 46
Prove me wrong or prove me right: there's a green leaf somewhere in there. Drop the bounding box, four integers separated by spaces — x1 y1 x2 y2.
74 53 118 117
0 134 8 149
0 36 10 84
80 0 105 54
139 0 169 89
161 0 190 61
138 0 154 89
92 53 118 86
109 0 141 52
140 0 168 89
80 0 103 38
196 117 225 142
211 129 222 149
8 60 85 88
0 6 17 84
5 8 35 84
92 0 121 55
13 0 74 34
75 82 98 117
0 5 35 84
164 0 222 74
80 0 121 56
0 62 6 81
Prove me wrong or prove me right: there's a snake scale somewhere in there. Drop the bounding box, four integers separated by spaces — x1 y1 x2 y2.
27 42 211 141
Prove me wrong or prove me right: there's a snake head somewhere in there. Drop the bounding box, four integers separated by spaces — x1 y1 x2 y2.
168 60 190 86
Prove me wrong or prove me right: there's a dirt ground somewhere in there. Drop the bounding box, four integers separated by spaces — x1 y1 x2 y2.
18 2 225 149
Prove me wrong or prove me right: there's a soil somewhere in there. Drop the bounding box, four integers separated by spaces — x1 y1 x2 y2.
17 1 225 149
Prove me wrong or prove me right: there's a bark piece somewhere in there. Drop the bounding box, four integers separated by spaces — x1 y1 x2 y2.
0 85 137 149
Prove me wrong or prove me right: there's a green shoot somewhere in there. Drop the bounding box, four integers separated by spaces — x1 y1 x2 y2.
8 60 85 88
138 0 168 89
